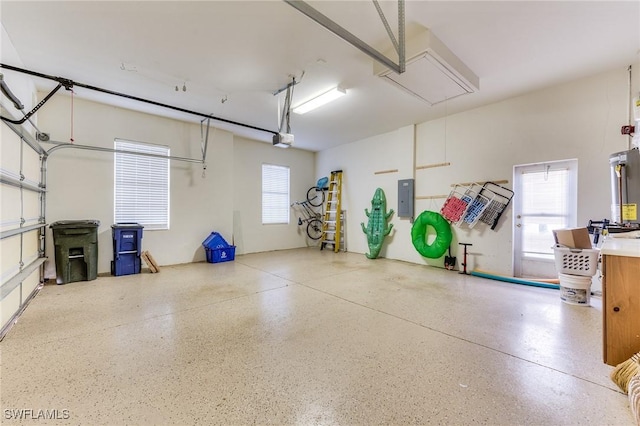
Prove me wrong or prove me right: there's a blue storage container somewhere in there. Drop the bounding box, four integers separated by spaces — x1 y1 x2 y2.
112 223 144 276
205 245 236 263
202 232 235 263
112 253 142 276
202 232 229 249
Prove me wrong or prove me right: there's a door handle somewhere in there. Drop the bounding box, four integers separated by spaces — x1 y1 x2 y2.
516 224 522 227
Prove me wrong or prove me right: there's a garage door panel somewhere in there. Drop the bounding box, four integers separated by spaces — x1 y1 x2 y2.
23 190 41 226
0 268 40 326
0 186 22 232
1 284 21 329
21 269 41 303
1 237 21 283
1 126 21 172
23 230 40 264
23 147 41 183
1 84 43 337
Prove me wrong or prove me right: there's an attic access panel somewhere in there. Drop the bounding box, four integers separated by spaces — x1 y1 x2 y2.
379 54 472 105
375 28 480 106
285 2 478 106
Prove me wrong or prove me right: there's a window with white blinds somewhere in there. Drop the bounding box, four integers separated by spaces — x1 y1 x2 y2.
518 161 577 258
114 139 170 230
262 164 290 224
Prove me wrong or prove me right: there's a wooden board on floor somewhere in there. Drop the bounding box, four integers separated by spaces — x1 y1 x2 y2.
142 250 160 273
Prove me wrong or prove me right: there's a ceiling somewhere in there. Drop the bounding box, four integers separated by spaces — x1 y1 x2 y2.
1 1 639 152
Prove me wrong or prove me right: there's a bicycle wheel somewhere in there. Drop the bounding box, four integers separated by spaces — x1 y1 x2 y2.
307 187 325 207
306 219 323 240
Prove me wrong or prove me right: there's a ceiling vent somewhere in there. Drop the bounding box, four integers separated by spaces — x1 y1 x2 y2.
374 28 479 106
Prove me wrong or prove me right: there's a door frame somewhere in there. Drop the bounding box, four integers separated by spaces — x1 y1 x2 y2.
513 159 578 277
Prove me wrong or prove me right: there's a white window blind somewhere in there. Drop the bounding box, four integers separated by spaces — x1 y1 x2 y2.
520 163 576 257
262 164 290 224
114 139 170 230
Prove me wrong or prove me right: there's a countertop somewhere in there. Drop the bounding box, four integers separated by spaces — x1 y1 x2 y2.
601 237 640 257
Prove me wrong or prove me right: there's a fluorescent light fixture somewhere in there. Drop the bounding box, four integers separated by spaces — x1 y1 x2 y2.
292 86 346 114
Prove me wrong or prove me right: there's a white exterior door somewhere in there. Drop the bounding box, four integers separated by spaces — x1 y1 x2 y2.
513 159 578 278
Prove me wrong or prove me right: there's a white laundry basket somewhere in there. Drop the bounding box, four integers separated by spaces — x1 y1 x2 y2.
553 246 599 277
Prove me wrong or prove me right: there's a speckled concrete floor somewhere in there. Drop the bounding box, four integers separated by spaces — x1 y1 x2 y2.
0 248 633 425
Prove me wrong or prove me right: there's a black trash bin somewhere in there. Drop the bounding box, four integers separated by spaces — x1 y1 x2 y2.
111 223 144 276
50 220 100 284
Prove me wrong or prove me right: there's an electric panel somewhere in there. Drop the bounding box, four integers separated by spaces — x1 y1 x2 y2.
398 179 414 218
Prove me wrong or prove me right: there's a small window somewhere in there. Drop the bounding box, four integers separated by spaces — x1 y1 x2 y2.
114 139 170 230
262 164 290 224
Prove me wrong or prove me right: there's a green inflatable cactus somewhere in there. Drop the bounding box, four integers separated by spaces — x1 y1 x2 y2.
361 188 394 259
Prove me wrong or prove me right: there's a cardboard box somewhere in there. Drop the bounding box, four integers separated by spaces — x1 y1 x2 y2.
553 228 592 249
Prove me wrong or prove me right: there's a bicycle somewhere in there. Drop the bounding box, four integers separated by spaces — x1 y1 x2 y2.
291 178 328 240
306 176 328 207
291 199 323 240
306 185 325 207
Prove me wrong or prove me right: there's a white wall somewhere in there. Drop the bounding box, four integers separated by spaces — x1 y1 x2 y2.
316 126 417 261
233 137 316 254
37 95 316 277
317 65 638 275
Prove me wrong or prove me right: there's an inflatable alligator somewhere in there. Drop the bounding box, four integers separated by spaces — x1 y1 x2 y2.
361 188 394 259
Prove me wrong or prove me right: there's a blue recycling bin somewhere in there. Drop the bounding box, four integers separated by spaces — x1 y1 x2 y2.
202 232 235 263
111 223 144 276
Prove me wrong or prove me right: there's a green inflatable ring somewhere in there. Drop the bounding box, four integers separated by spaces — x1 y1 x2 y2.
411 211 452 259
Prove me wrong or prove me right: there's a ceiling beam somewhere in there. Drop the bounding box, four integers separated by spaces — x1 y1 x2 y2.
284 0 405 74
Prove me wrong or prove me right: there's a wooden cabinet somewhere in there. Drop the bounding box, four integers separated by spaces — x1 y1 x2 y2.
602 252 640 366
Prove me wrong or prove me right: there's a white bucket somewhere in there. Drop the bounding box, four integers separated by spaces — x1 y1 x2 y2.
559 273 592 306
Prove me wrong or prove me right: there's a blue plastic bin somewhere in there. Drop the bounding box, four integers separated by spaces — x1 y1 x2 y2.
111 223 144 276
205 246 236 263
202 232 235 263
202 232 229 249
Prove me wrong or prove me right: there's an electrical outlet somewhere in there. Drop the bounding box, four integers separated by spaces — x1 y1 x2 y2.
621 125 635 135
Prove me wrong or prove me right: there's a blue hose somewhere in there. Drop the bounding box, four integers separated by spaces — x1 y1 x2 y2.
470 270 560 290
